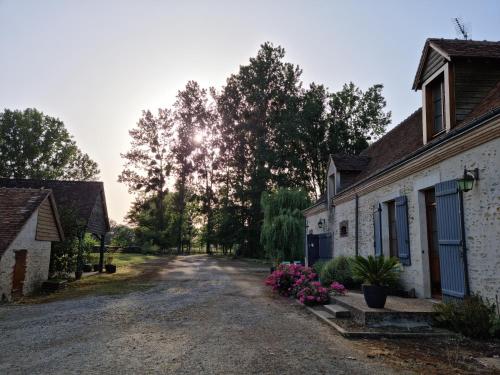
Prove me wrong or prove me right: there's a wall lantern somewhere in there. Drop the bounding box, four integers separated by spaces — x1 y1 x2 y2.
318 218 326 229
458 168 479 192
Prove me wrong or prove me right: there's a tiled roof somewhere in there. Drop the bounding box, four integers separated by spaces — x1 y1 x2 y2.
0 188 50 254
0 179 109 232
331 154 371 171
413 38 500 90
430 38 500 59
350 109 423 185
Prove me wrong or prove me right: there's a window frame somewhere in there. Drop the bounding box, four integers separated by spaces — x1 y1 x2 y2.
426 73 446 138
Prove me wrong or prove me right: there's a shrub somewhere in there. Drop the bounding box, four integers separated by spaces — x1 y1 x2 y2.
296 281 330 306
320 256 358 287
265 263 347 306
433 295 498 339
312 260 327 276
265 264 316 297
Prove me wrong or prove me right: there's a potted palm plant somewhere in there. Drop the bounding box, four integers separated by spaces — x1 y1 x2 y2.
351 255 400 308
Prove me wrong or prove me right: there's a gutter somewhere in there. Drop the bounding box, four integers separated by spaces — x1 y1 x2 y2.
355 194 359 256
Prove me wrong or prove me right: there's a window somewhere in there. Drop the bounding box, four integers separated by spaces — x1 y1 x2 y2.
426 74 446 137
387 201 399 258
328 174 336 200
339 221 348 237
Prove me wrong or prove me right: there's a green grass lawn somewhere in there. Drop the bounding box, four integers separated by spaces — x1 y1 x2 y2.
94 252 160 267
19 252 167 304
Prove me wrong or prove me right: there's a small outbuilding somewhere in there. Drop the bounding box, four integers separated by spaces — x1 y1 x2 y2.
0 179 111 275
0 188 63 300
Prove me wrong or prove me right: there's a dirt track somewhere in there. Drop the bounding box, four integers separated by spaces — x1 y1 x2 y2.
0 255 405 374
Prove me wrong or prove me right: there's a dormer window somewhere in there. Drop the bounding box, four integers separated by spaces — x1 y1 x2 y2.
430 76 445 134
426 74 446 138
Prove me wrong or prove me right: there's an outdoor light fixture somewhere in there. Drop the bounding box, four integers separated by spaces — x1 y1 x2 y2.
317 218 326 229
457 167 479 192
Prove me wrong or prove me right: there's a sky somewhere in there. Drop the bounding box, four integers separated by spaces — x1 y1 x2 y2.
1 0 499 223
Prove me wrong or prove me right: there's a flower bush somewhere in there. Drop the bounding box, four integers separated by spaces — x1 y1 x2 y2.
265 264 347 306
265 264 316 297
330 281 348 296
297 281 330 306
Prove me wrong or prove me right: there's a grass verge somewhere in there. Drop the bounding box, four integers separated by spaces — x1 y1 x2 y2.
17 253 172 304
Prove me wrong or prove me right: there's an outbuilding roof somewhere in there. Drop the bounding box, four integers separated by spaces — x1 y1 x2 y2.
0 188 63 254
0 179 110 235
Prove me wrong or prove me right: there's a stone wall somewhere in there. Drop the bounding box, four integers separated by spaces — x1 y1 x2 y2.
331 138 500 301
0 210 51 301
305 206 329 235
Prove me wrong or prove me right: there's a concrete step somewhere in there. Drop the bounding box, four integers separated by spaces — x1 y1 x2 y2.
312 309 336 320
324 304 351 318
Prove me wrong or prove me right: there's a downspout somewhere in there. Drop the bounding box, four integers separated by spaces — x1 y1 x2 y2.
355 194 359 256
459 190 471 296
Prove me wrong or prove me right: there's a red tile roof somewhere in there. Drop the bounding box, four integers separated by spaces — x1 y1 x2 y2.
352 108 423 184
0 179 110 233
430 38 500 59
0 188 51 254
413 38 500 89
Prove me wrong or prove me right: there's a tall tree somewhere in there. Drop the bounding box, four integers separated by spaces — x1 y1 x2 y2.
119 109 174 247
193 91 219 254
172 81 212 253
295 82 391 196
328 82 391 155
216 42 303 257
0 108 99 180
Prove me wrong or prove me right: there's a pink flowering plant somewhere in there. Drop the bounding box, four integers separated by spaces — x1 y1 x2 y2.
330 281 348 296
296 281 330 306
265 264 316 297
265 263 347 306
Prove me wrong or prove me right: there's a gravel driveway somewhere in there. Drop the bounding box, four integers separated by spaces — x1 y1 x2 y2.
0 255 399 374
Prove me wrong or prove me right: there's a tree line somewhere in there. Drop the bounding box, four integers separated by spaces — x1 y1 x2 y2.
119 42 391 258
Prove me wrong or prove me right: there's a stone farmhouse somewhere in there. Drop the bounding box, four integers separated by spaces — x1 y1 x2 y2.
304 38 500 302
0 188 63 301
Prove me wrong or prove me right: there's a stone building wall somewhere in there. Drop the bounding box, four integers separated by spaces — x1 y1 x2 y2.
331 137 500 301
0 210 51 301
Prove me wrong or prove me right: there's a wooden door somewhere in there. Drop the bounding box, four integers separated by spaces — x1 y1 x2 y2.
307 234 320 266
12 250 27 297
425 190 441 298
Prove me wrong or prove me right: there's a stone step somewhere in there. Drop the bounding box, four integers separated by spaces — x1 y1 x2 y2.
312 309 336 320
323 304 351 318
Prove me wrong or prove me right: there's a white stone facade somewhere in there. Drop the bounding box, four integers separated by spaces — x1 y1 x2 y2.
305 206 329 236
0 210 51 301
330 137 500 301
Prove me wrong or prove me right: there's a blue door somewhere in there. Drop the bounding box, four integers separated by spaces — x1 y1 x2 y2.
435 180 468 299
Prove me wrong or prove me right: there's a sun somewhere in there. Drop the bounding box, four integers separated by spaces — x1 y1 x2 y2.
194 130 203 144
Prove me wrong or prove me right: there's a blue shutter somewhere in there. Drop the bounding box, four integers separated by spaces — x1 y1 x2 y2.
435 180 466 299
395 195 411 265
318 233 332 260
373 204 382 256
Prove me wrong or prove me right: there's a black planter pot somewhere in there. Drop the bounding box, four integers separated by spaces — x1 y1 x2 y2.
362 284 387 308
105 264 117 273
